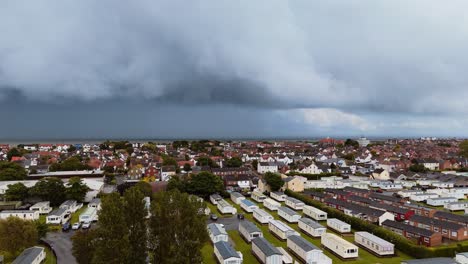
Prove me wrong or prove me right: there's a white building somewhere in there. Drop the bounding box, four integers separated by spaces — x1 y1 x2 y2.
88 198 101 211
251 190 267 203
355 231 394 256
253 208 274 224
455 252 468 264
284 197 305 210
238 220 263 243
0 210 39 221
79 207 97 222
303 205 327 221
357 137 370 147
321 232 359 259
287 235 332 264
278 206 301 223
426 197 458 207
208 223 228 244
444 201 468 211
230 192 246 205
240 199 259 213
12 246 45 264
409 193 439 202
251 237 283 264
263 198 281 211
214 241 243 264
210 194 223 205
270 192 287 202
258 162 279 174
268 220 300 240
30 201 52 215
298 217 326 237
46 208 69 224
59 200 80 213
300 163 321 174
217 199 237 215
326 218 351 233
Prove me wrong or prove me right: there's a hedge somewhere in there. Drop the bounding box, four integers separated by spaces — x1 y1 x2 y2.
285 190 468 259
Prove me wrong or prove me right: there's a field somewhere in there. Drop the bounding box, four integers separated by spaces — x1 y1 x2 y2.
202 196 412 264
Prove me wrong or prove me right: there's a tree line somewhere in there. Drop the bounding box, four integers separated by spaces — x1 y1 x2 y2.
72 187 208 264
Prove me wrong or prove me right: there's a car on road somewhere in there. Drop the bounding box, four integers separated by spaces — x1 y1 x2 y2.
237 213 244 220
82 221 91 229
210 214 218 221
72 222 81 230
62 222 71 232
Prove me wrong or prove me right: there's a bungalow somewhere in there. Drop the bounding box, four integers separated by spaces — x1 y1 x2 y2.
284 197 305 210
12 246 46 264
298 217 326 237
210 194 223 205
382 220 442 247
240 199 259 213
270 191 287 202
251 237 283 264
0 210 39 221
214 241 243 264
238 220 263 243
207 223 228 244
277 206 301 223
46 208 70 224
230 192 246 205
287 235 332 264
30 201 52 215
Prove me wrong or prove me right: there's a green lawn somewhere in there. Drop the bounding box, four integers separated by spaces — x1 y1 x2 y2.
201 243 216 264
202 197 412 264
44 246 57 264
71 205 87 224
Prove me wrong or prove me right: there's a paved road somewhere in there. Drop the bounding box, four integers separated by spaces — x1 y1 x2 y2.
44 231 77 264
207 215 243 231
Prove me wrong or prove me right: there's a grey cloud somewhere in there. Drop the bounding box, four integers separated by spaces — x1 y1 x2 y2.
1 0 468 115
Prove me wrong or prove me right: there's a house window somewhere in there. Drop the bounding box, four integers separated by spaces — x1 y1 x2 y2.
424 237 429 243
442 229 448 235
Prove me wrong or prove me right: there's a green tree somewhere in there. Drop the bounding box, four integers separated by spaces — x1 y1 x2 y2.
4 183 29 201
252 160 258 170
167 175 187 193
0 217 38 259
68 145 77 152
29 177 66 206
409 164 428 173
7 148 22 161
460 140 468 157
224 157 242 168
196 156 216 167
72 229 98 264
49 156 92 172
183 163 192 172
264 172 284 192
123 187 148 264
149 190 208 264
34 221 49 238
134 181 153 197
162 155 178 167
186 172 224 198
66 177 90 202
0 162 27 181
93 193 129 264
344 139 359 148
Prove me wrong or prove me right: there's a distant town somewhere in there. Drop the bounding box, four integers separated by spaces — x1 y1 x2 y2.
2 137 468 264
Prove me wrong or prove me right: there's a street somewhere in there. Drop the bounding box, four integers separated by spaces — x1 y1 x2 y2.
44 231 78 264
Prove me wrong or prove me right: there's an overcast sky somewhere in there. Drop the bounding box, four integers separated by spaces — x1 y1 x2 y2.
1 0 468 140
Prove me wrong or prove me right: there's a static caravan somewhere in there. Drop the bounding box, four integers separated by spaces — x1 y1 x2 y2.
214 241 243 264
0 210 39 221
231 192 246 205
440 192 465 199
88 198 101 211
321 232 359 259
46 208 69 224
327 218 351 233
208 223 228 244
444 201 468 211
298 217 326 237
30 201 52 215
263 198 281 211
238 220 263 243
251 237 283 264
410 193 439 202
210 194 223 205
303 205 327 221
426 197 458 207
285 197 305 211
241 199 259 213
251 190 267 203
276 247 293 264
217 199 237 215
253 208 274 224
287 235 332 264
354 231 394 256
278 206 301 223
270 191 287 202
268 220 300 240
13 246 46 264
79 207 97 223
59 200 80 213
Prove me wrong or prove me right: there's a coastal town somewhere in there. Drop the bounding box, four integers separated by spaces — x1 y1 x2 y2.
1 138 468 263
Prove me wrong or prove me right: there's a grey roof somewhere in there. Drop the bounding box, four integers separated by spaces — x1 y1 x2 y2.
279 206 300 216
272 191 286 196
210 194 222 200
239 220 261 234
285 197 304 204
231 192 244 198
89 198 101 205
48 208 67 216
60 200 77 207
208 223 227 236
252 237 282 257
1 210 35 214
402 257 458 264
299 218 325 229
214 241 240 259
12 246 44 264
287 235 319 252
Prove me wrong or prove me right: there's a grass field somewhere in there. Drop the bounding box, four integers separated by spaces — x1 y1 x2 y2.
44 246 57 264
70 206 86 224
202 197 412 264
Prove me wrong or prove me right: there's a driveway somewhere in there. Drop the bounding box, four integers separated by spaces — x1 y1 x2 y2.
44 231 77 264
207 214 242 231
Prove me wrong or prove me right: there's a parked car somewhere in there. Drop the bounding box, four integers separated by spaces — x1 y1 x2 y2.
62 222 71 232
210 214 218 221
82 221 91 229
72 222 81 230
237 213 244 220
